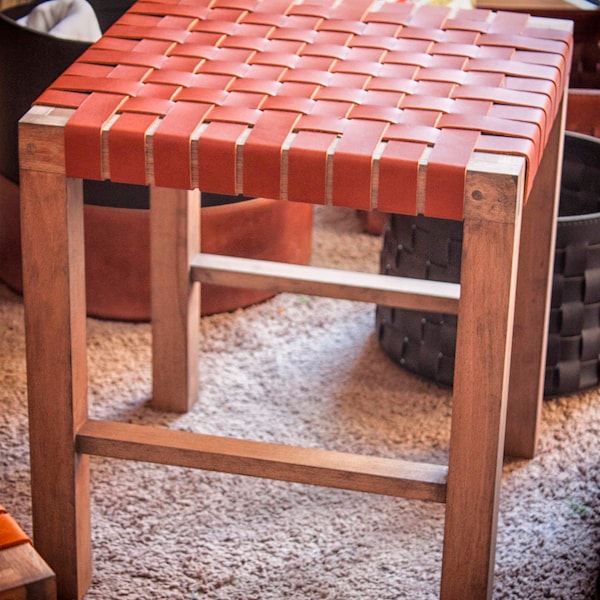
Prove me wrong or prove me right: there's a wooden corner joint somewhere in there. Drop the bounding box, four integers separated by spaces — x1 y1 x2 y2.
464 152 526 224
18 106 72 175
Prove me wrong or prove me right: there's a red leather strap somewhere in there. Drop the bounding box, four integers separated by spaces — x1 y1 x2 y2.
154 102 213 188
288 115 347 204
130 1 211 20
65 93 127 180
332 119 389 210
196 121 246 194
35 89 88 109
378 139 425 215
108 112 158 183
243 110 302 199
426 129 480 220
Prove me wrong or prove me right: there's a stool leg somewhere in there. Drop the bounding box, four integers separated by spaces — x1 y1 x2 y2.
441 183 523 599
20 171 92 600
150 187 200 412
505 103 566 458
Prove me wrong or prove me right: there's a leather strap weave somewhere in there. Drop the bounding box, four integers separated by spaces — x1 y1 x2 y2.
35 0 572 220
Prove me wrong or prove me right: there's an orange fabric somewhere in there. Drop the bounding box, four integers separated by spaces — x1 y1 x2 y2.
0 507 31 549
33 0 573 220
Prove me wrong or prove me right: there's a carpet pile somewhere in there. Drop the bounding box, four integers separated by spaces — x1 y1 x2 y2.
1 207 599 599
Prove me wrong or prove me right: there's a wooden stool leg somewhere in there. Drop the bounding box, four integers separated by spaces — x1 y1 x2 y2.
20 171 92 600
440 166 524 599
150 187 200 412
505 102 566 459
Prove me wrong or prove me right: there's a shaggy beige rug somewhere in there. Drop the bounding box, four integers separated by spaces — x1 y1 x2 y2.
1 207 599 599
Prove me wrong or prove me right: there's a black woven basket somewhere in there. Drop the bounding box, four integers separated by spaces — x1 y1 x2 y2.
376 131 600 397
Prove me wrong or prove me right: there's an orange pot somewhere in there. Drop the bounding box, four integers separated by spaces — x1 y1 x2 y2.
0 175 313 321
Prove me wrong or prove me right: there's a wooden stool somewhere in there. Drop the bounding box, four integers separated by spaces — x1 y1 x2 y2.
18 1 572 598
0 504 56 600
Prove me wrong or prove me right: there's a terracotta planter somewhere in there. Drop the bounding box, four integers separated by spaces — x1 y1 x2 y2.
566 89 600 139
0 174 313 320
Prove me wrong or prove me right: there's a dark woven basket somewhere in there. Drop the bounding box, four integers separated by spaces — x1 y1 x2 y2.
376 132 600 397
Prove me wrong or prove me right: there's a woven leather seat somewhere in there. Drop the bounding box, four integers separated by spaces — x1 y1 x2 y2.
19 1 573 598
34 0 569 215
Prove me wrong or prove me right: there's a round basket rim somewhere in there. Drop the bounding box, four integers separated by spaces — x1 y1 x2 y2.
557 130 600 223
